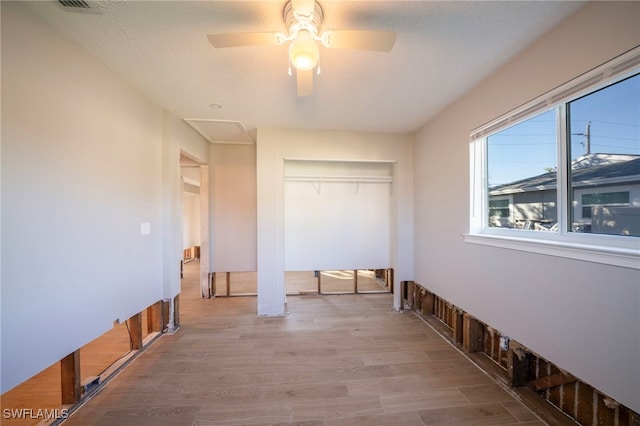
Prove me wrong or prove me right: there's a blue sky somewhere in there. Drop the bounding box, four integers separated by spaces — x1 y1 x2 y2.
487 73 639 188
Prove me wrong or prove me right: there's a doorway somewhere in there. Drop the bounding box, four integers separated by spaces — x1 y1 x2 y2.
179 152 209 300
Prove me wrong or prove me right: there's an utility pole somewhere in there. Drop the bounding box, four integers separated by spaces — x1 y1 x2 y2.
575 121 591 155
584 121 591 154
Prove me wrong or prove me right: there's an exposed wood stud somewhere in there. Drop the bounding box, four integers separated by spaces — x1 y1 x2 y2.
442 302 447 324
561 381 577 418
529 372 577 392
484 328 490 357
408 281 640 426
597 393 617 426
509 347 529 388
407 281 414 309
619 406 640 425
173 295 180 328
433 296 438 317
500 345 509 369
414 288 423 312
548 364 562 408
226 272 231 296
452 309 464 345
492 331 500 362
317 270 322 294
576 382 595 426
421 290 434 316
444 303 449 325
128 313 143 350
536 359 550 399
60 350 81 405
619 407 628 425
354 270 358 293
162 300 170 332
147 301 163 333
462 313 484 353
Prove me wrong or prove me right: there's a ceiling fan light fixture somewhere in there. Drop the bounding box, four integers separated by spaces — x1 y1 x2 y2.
289 30 319 70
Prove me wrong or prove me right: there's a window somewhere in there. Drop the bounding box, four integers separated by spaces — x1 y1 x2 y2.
581 192 629 219
489 197 511 221
487 109 557 231
567 74 640 237
467 49 640 269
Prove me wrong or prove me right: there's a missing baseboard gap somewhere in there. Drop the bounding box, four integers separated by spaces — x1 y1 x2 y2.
405 281 640 426
411 310 552 424
50 332 164 426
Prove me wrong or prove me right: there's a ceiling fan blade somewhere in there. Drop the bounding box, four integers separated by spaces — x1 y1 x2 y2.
325 30 396 52
207 32 278 48
296 68 314 97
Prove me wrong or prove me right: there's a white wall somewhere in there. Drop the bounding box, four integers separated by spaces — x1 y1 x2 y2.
256 128 413 316
161 115 209 308
0 3 207 393
413 1 640 412
210 144 257 272
182 191 201 250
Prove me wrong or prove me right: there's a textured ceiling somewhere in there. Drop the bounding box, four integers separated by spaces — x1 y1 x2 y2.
23 1 586 139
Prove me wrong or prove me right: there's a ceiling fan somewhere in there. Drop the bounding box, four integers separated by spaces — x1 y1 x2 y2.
207 0 396 97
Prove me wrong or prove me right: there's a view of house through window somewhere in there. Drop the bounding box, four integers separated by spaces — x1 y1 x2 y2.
486 72 639 237
487 109 558 231
567 74 640 236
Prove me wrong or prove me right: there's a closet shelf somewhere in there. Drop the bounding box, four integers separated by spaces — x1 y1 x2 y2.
284 175 393 184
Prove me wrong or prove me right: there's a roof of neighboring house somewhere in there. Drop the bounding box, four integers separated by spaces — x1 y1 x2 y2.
490 154 640 195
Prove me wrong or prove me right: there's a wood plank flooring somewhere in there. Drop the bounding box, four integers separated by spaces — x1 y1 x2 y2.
63 261 547 425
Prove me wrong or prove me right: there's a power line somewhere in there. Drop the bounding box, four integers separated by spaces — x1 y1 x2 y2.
589 119 640 128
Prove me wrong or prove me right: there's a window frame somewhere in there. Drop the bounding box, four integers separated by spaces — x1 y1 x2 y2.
465 48 640 270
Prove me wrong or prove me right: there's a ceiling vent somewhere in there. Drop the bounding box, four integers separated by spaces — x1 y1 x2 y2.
57 0 102 14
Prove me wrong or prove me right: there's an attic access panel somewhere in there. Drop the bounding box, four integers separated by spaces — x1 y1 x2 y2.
184 119 255 145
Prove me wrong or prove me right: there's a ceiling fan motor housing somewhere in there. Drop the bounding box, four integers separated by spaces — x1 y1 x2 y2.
284 0 323 37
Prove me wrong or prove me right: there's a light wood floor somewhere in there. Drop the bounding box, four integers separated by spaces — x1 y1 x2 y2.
62 261 547 425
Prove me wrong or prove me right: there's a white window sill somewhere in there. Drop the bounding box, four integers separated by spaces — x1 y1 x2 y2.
463 232 640 270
